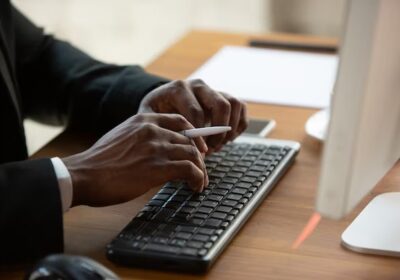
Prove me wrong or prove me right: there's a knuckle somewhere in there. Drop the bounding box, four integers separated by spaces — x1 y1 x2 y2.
144 141 159 153
188 104 203 118
217 98 231 113
173 79 186 89
133 113 146 123
140 123 158 138
191 78 205 85
188 145 199 160
190 79 206 89
172 113 187 124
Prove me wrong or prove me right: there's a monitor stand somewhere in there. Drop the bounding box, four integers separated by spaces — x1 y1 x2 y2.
341 192 400 257
305 108 330 141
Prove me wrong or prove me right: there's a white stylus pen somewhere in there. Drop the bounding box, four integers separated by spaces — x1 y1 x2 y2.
180 126 231 138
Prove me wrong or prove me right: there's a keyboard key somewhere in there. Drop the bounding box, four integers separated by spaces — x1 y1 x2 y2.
152 209 174 222
249 186 258 193
241 176 257 183
232 166 247 173
216 206 233 213
236 182 252 189
247 171 262 177
216 166 230 173
197 228 215 235
192 213 208 219
177 225 197 233
170 239 186 247
223 177 238 184
170 213 189 223
190 218 205 226
256 160 271 167
220 161 235 167
192 234 210 242
164 201 183 210
198 249 208 256
180 206 196 214
153 237 169 244
206 156 222 163
227 172 243 178
132 241 145 249
170 195 187 203
234 203 245 210
175 232 192 240
181 247 198 256
218 183 234 190
212 189 229 196
208 194 224 202
202 200 218 208
247 150 262 156
197 207 213 214
221 200 237 207
210 171 226 178
187 241 204 249
159 188 176 195
227 194 242 201
211 212 227 220
225 215 234 222
221 222 230 229
231 209 240 216
204 218 223 228
249 165 266 172
185 201 200 208
204 242 213 249
225 155 240 161
145 243 180 254
244 193 253 199
232 188 247 195
190 194 206 202
237 161 252 167
153 194 170 201
148 200 165 207
210 235 218 242
242 156 257 161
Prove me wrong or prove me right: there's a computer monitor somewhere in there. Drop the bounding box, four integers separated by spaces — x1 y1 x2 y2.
315 0 400 255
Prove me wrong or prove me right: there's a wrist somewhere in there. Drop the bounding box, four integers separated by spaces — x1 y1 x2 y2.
61 153 90 207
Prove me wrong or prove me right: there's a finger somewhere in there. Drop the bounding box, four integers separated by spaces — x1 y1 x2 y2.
148 113 208 153
165 160 205 192
237 104 249 135
169 80 206 128
166 143 208 188
220 92 242 141
191 81 231 150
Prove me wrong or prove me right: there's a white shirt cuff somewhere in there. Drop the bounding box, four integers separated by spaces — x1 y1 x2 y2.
51 157 73 212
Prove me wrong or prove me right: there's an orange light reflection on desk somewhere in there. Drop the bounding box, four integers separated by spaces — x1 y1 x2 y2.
292 212 321 249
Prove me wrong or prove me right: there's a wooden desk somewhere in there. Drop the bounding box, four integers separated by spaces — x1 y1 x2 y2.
4 30 400 279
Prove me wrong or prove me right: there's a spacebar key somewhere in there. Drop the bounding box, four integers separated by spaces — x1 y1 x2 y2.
144 243 180 254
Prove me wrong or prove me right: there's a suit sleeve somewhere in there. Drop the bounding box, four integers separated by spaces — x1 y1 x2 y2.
13 7 168 133
0 158 63 263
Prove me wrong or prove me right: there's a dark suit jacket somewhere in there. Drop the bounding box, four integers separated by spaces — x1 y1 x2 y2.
0 1 167 263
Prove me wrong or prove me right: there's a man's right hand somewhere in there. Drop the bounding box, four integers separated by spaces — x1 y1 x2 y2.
62 113 209 207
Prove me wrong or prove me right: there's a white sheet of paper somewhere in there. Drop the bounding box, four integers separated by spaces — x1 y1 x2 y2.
188 46 338 108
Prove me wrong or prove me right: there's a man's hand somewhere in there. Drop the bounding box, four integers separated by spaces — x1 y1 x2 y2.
62 113 208 207
139 79 248 153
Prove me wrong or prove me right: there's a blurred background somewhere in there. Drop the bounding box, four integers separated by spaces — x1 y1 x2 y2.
13 0 346 154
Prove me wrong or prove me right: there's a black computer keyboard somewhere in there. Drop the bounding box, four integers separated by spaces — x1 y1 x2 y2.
106 138 300 273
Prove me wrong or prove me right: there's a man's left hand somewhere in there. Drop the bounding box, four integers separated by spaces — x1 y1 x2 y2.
139 79 248 153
